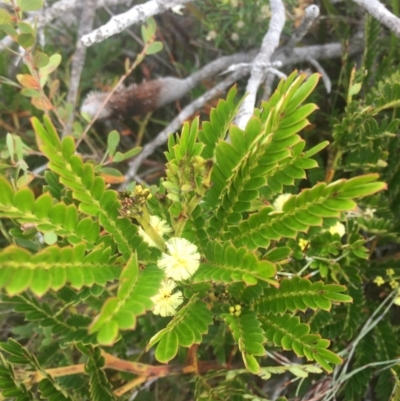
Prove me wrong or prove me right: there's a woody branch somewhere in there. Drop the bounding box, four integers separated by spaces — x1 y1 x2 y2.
234 0 286 129
0 0 134 51
80 0 195 47
351 0 400 37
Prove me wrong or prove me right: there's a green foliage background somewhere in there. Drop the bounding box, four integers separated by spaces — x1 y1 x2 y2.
0 1 400 400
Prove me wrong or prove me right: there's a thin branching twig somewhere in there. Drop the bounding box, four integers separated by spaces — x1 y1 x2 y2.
234 0 286 129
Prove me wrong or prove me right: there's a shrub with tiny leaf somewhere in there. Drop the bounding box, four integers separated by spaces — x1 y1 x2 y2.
0 68 389 398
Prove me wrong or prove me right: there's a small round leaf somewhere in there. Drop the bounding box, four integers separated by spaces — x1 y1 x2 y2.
18 0 44 11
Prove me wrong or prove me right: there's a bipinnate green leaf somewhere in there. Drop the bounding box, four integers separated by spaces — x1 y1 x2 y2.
0 338 74 400
31 117 148 260
89 253 164 345
223 311 266 374
0 357 35 400
0 338 31 364
0 244 117 296
147 296 213 362
0 181 101 247
7 293 96 346
229 174 385 249
199 85 244 159
86 347 116 401
261 314 342 372
256 276 352 314
38 378 75 401
206 73 324 238
193 241 276 286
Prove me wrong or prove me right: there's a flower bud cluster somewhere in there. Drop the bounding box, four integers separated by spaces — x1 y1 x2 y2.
374 268 399 293
229 304 242 317
164 155 213 203
118 186 152 217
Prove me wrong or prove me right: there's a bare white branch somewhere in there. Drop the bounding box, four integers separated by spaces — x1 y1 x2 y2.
274 40 362 66
285 5 320 50
0 0 146 51
262 72 276 101
222 60 281 75
352 0 400 37
81 0 195 47
307 57 332 93
234 0 286 129
221 63 251 75
182 52 257 90
64 0 98 137
267 67 287 80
